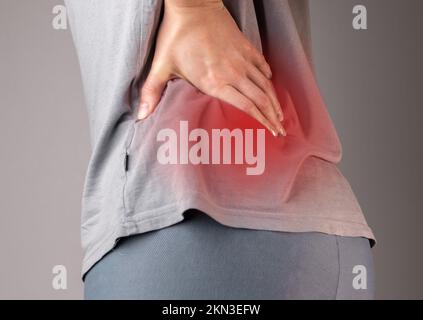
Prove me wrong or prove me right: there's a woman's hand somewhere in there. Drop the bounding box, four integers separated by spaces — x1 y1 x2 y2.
138 0 286 137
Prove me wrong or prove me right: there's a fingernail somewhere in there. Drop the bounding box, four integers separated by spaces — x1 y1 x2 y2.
271 129 278 137
280 126 287 137
137 102 149 120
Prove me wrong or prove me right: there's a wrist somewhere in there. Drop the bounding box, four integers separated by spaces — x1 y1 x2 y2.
165 0 224 10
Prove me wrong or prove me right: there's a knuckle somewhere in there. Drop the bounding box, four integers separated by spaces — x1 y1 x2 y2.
244 43 257 57
208 84 223 96
257 94 271 109
233 70 246 81
263 79 273 90
261 60 270 71
256 52 266 63
225 63 245 81
242 43 252 53
208 82 225 97
242 102 255 113
201 70 222 90
243 44 263 63
257 55 270 69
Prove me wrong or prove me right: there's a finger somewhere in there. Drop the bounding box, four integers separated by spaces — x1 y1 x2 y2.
247 64 284 122
233 77 285 136
213 85 279 137
138 69 170 120
249 49 272 79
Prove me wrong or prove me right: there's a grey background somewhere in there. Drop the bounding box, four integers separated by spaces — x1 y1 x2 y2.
0 0 421 299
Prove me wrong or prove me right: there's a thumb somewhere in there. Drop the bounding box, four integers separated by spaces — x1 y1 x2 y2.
137 70 170 120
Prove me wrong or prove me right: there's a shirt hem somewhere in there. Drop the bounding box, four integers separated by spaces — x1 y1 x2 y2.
81 197 376 280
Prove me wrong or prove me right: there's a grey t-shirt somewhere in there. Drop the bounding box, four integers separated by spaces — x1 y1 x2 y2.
65 0 375 278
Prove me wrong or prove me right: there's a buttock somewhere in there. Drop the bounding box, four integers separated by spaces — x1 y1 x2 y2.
84 209 375 299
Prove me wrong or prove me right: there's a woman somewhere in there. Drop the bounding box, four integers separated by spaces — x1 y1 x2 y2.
66 0 376 299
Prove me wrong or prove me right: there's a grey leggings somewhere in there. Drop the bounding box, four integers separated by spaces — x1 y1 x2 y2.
84 210 375 300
